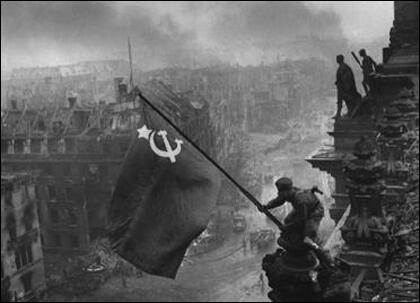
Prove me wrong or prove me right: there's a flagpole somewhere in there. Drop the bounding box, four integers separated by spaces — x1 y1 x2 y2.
128 37 134 89
137 92 285 231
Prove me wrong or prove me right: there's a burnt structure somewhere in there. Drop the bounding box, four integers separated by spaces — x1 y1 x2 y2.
307 1 419 221
142 59 333 134
1 80 216 257
141 59 334 211
3 60 130 109
1 173 46 302
247 68 301 133
307 1 418 300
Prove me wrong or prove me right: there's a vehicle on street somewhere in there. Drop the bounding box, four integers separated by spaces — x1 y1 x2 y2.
250 229 275 250
232 214 247 232
188 230 217 256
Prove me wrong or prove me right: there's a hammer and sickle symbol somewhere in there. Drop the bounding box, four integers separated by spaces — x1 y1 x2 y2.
149 130 183 163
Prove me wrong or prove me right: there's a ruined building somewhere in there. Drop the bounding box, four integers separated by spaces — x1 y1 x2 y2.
1 79 217 257
142 59 333 134
306 0 418 298
307 1 419 221
1 173 46 302
139 60 334 209
247 68 301 133
4 60 130 110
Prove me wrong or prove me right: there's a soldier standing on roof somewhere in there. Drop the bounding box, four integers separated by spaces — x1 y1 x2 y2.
359 49 378 95
334 55 361 119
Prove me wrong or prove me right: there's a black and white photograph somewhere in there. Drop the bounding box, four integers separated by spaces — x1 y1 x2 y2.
1 1 418 302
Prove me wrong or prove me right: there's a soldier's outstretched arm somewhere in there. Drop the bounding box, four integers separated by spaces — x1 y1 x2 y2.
265 196 285 210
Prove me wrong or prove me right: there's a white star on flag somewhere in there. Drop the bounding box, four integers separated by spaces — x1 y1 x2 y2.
137 125 152 140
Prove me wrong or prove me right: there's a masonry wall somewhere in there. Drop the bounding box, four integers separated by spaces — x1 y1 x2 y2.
1 174 46 302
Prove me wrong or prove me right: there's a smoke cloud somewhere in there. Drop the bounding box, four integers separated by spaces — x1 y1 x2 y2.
1 1 384 71
1 1 204 70
204 1 348 64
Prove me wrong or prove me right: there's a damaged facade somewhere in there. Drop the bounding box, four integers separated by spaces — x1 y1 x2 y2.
307 1 419 221
140 59 334 209
1 173 46 302
3 60 130 109
142 59 333 134
1 79 217 257
306 0 419 298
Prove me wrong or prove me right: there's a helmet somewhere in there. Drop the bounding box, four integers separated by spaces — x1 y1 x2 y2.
275 177 293 192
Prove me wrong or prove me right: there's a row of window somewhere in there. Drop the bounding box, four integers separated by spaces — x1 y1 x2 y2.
4 162 121 183
13 247 34 294
15 243 33 270
1 138 74 154
6 211 34 241
1 139 130 155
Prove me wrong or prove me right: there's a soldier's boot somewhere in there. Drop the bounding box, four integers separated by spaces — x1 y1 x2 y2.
333 100 342 119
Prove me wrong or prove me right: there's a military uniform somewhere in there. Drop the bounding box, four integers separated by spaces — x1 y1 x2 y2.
265 178 324 242
361 55 377 95
335 63 361 117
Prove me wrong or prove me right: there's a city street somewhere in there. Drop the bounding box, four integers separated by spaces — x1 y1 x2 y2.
69 131 337 302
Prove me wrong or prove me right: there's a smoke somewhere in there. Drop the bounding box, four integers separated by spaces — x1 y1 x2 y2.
206 1 348 64
1 1 349 71
1 1 205 70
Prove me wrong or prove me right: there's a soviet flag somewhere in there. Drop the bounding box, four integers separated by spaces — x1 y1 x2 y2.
108 81 221 279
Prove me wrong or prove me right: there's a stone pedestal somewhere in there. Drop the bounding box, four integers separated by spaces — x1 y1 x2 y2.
263 248 321 302
263 240 352 302
338 137 389 298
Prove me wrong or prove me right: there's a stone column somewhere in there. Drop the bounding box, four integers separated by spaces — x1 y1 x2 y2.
339 136 389 297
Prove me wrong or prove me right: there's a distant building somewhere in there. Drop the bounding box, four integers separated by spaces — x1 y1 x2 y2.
142 59 332 135
141 62 334 207
1 79 216 258
1 173 46 302
4 60 130 109
307 1 419 220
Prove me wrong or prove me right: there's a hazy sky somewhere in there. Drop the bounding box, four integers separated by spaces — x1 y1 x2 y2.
1 1 394 71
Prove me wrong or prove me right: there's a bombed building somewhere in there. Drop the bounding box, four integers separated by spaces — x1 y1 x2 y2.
1 79 221 257
303 1 419 300
1 173 46 302
2 1 417 301
307 1 419 221
141 58 334 134
3 60 130 110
